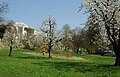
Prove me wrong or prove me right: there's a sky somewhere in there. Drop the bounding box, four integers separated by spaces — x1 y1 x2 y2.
1 0 89 29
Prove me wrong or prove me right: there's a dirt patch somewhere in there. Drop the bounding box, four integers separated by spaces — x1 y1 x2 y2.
23 52 91 62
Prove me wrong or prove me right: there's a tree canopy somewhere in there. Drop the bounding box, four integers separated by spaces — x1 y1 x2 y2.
83 0 120 66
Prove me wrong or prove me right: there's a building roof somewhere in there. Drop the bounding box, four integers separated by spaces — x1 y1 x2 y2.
14 22 34 29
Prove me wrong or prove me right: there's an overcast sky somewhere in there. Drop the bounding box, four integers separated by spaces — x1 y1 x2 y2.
1 0 89 29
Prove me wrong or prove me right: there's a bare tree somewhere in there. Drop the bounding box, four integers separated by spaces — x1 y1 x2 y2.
0 2 8 23
40 16 62 58
83 0 120 65
71 27 82 54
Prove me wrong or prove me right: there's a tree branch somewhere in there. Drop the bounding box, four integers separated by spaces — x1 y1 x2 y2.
94 9 103 18
109 8 117 22
118 29 120 46
101 2 107 9
105 24 114 44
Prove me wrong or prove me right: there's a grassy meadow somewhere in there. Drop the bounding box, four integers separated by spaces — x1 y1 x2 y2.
0 48 120 77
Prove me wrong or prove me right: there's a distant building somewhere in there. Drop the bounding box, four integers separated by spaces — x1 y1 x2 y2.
13 22 37 36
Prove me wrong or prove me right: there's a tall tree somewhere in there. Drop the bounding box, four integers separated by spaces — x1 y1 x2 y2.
61 24 72 51
83 0 120 65
40 16 61 58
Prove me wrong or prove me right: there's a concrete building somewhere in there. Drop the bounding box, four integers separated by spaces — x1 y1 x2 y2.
13 22 36 36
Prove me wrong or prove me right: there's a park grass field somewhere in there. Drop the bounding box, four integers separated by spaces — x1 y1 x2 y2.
0 48 120 77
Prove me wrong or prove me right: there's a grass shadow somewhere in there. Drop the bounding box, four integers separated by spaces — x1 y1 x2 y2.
16 56 49 60
33 61 120 73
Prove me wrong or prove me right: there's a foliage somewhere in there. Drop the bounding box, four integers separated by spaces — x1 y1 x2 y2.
83 14 110 53
61 24 73 52
22 35 41 50
0 24 6 40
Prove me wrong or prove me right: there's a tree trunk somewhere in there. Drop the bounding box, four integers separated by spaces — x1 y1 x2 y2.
114 47 120 66
48 46 52 58
114 56 120 66
9 39 13 56
64 46 67 51
9 45 12 56
105 24 120 66
76 48 79 54
113 45 120 66
48 48 51 58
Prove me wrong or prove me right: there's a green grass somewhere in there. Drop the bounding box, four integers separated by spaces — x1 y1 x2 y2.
0 48 120 77
75 54 115 64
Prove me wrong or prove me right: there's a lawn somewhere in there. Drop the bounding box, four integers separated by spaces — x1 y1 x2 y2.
0 48 120 77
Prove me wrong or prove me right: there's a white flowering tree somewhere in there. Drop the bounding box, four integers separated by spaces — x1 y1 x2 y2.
40 16 62 58
83 0 120 65
4 22 17 56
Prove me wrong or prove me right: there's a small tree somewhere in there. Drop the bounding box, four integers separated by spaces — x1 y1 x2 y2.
22 35 41 50
40 16 62 58
5 22 17 56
